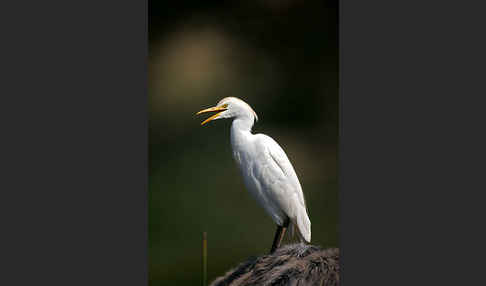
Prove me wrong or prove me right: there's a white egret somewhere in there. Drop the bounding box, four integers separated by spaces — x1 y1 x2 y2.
196 97 311 253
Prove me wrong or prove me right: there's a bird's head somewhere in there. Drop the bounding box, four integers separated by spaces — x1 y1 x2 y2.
196 97 258 126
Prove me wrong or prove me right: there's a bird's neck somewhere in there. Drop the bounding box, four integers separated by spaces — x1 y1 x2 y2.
230 117 254 151
231 117 254 133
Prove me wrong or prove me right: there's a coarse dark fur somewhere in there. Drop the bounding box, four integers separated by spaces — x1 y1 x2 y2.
210 243 339 286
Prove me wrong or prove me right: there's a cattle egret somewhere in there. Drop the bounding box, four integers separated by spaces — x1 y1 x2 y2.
196 97 311 253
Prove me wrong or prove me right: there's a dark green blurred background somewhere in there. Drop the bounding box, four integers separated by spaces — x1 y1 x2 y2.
149 1 338 285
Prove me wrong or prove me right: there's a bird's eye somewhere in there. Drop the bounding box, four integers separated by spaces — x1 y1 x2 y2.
221 104 228 108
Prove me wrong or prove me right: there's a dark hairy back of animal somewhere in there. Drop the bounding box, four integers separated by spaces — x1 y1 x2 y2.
210 243 339 286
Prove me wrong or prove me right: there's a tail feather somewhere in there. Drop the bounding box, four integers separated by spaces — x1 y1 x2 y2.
293 211 311 243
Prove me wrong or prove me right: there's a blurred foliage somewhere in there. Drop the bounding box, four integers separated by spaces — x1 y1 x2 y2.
149 1 338 285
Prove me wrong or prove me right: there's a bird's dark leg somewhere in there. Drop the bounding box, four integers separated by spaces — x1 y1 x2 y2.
269 219 290 254
270 226 285 254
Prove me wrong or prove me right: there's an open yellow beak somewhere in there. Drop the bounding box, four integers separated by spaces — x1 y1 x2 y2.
195 106 228 126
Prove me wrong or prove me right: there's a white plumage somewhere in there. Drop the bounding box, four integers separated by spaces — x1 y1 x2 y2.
196 97 311 245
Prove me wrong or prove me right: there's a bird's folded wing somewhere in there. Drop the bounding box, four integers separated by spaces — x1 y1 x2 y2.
253 134 311 242
255 134 306 210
